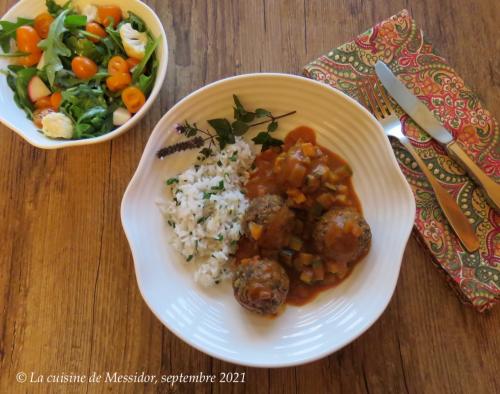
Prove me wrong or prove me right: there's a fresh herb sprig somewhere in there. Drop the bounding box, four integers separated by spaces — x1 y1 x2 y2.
157 95 296 159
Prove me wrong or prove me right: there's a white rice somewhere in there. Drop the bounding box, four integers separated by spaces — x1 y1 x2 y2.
160 138 256 286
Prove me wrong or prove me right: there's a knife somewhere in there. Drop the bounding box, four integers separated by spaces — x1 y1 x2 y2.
375 61 500 212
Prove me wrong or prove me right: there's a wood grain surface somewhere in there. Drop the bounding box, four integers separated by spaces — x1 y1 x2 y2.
1 1 499 393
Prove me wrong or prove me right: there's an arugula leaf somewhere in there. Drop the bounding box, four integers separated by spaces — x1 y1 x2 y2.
7 64 24 73
0 51 29 58
132 36 160 82
54 69 81 88
104 25 125 54
137 60 157 94
78 29 102 42
0 18 34 53
8 67 38 118
54 69 107 88
122 12 147 32
64 15 87 28
100 35 123 64
38 10 71 87
138 72 154 95
61 85 107 121
137 56 158 95
74 106 107 138
46 0 72 17
97 109 115 136
65 35 105 63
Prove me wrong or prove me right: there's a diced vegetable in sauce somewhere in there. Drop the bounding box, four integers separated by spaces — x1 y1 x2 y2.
236 126 370 306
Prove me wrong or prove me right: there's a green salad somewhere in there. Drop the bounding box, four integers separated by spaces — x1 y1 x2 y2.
0 0 159 139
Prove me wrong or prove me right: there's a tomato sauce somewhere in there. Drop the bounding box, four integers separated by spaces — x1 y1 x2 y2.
237 126 368 306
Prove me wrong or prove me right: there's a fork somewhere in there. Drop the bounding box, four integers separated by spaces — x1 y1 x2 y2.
359 81 480 253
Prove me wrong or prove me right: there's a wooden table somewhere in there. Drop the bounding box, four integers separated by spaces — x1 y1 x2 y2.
1 1 499 393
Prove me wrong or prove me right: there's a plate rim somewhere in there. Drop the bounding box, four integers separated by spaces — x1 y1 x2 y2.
121 72 417 367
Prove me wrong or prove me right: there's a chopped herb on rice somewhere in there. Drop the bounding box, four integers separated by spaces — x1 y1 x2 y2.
159 138 255 286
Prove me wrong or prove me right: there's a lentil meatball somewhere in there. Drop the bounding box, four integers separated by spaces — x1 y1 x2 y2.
313 208 371 263
233 256 289 315
243 194 295 249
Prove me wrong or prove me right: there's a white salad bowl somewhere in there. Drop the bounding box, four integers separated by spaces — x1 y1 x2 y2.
0 0 168 149
121 73 416 367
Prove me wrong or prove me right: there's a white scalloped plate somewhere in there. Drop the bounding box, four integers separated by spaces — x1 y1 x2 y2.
121 73 416 367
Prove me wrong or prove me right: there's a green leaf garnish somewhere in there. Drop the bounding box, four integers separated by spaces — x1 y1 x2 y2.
252 131 284 151
208 118 235 149
229 151 238 161
211 180 225 191
267 121 278 132
231 120 249 136
255 108 271 117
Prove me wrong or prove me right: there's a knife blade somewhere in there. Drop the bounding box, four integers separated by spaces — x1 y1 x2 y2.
375 61 500 212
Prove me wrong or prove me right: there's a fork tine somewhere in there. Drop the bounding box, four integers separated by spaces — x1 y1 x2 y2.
374 81 393 116
362 83 384 119
357 85 370 110
372 82 389 117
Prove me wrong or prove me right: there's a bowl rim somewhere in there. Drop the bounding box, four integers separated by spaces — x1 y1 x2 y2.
121 72 417 367
0 0 168 149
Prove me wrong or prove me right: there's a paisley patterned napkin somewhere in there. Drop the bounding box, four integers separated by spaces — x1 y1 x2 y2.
303 9 499 311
